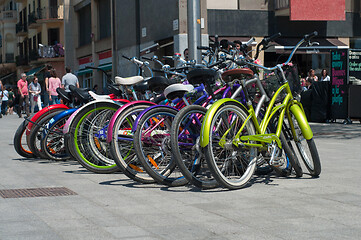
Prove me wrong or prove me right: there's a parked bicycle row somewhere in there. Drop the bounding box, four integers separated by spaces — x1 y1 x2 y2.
13 32 321 190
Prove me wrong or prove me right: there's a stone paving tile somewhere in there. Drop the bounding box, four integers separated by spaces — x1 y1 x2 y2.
2 114 361 239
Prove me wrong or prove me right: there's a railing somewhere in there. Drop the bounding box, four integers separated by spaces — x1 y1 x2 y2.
28 11 38 25
38 44 65 58
5 53 15 63
15 55 28 66
0 10 17 21
37 5 64 20
16 22 27 34
275 0 289 9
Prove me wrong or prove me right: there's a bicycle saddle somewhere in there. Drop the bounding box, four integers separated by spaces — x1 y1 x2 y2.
88 91 111 100
187 68 218 85
133 79 149 94
73 87 93 103
221 68 254 82
115 76 144 86
148 76 176 94
164 83 194 100
56 87 72 104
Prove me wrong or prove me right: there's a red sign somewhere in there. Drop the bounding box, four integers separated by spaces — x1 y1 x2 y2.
78 56 92 65
98 50 112 60
290 0 345 21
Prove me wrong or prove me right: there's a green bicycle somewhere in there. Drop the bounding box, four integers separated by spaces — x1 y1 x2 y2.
200 32 321 189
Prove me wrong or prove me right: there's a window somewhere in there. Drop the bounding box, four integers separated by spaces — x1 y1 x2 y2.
33 36 36 50
82 73 93 88
98 0 111 40
37 32 41 45
48 28 59 45
77 4 92 46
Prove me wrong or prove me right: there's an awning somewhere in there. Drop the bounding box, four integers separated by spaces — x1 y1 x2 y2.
26 65 46 76
268 38 349 54
76 68 93 76
0 72 15 81
98 63 112 71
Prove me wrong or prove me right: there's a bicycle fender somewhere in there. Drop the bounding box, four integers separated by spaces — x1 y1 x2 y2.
47 108 78 129
289 104 313 140
200 98 248 148
106 101 156 143
131 105 178 133
26 104 69 135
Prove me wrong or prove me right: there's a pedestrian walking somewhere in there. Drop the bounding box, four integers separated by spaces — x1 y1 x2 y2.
7 88 15 115
320 69 330 81
1 87 9 116
28 76 42 113
48 69 61 105
62 67 79 92
17 73 30 118
44 65 52 106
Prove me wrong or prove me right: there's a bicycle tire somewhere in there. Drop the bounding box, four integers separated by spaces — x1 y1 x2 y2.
110 104 155 183
41 114 71 161
133 106 188 187
68 101 120 173
14 120 35 158
288 111 321 177
28 111 63 159
171 105 218 189
204 101 257 190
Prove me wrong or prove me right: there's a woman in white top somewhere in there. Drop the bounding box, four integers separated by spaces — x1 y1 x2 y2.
320 69 330 81
28 76 42 113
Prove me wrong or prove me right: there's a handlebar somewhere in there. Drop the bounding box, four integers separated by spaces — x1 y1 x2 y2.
122 55 131 60
304 31 318 41
242 31 319 72
254 33 281 60
262 33 281 46
244 37 255 47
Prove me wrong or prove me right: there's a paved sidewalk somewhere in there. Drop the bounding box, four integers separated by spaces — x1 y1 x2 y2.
0 114 361 240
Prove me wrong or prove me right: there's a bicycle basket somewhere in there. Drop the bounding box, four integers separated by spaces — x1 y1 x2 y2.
263 64 302 100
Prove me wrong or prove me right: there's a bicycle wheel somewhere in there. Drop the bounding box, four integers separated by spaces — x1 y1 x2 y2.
268 116 303 177
171 105 218 189
110 104 155 183
28 111 64 159
41 114 71 161
288 111 321 177
204 101 257 190
14 120 35 158
133 106 188 187
69 101 120 173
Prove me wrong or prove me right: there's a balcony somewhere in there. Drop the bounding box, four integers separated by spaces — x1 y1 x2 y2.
16 22 28 36
37 5 64 23
29 44 65 64
15 55 28 66
274 0 290 16
0 10 17 23
28 11 40 29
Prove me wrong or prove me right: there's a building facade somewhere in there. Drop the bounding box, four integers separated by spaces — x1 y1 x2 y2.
0 0 17 85
62 0 361 89
64 0 112 93
14 0 65 85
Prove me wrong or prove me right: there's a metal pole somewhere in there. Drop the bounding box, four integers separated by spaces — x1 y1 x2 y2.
187 0 201 63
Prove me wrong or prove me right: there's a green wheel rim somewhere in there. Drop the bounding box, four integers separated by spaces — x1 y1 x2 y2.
74 106 117 169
